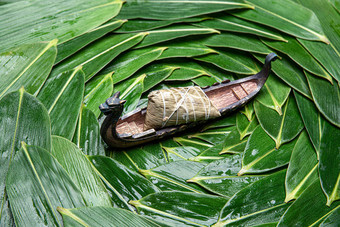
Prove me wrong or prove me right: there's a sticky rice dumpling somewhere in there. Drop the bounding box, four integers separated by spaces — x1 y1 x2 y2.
144 86 221 130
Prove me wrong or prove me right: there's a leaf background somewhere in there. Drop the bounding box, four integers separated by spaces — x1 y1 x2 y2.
0 0 339 226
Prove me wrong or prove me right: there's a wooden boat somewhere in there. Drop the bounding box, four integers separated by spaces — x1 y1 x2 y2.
100 53 278 148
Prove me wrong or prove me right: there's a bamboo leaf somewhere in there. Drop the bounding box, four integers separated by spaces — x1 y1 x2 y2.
6 143 87 227
142 64 179 92
254 54 312 99
84 73 113 118
256 74 291 114
157 39 216 59
130 192 228 226
239 126 296 175
215 170 290 226
0 40 57 98
262 35 333 82
56 20 126 64
101 47 166 84
114 74 145 115
320 205 340 227
277 180 340 226
114 17 206 33
188 154 263 197
88 155 160 208
0 0 123 52
73 106 105 156
285 131 318 202
202 32 272 54
162 146 202 162
174 137 213 151
38 67 85 140
195 14 286 41
165 60 210 81
189 127 231 145
236 112 258 140
305 71 340 128
196 49 258 75
254 96 304 148
133 25 219 49
0 88 51 226
329 0 340 13
51 136 112 207
110 143 168 171
190 144 225 163
52 33 147 82
296 0 340 81
139 161 207 193
58 206 159 227
294 91 327 157
116 0 253 20
318 119 340 206
220 127 248 155
234 0 329 43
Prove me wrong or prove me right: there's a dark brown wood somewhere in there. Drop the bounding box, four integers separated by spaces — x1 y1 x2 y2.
99 53 278 148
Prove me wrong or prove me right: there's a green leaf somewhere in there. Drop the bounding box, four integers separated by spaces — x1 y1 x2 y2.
234 0 328 43
188 154 263 197
84 73 113 118
58 206 159 227
6 143 86 227
116 0 253 20
0 0 123 52
162 146 202 162
174 137 213 151
114 74 145 115
262 36 333 82
73 106 105 156
114 17 206 33
285 131 318 202
130 192 228 226
0 88 51 226
256 74 291 114
254 54 312 99
157 39 216 59
254 96 304 148
294 91 327 157
52 33 147 82
201 114 236 131
277 180 340 227
296 0 340 82
56 20 126 64
220 127 248 155
305 71 340 127
0 40 57 98
202 32 272 54
133 25 219 49
142 64 179 92
318 119 340 206
189 127 231 145
165 60 210 81
139 161 207 193
101 47 166 84
38 67 85 140
190 143 225 162
196 49 258 75
51 136 112 207
195 14 286 41
89 155 160 208
320 205 340 227
110 143 168 171
330 0 340 13
239 126 296 175
215 170 290 226
236 111 258 140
